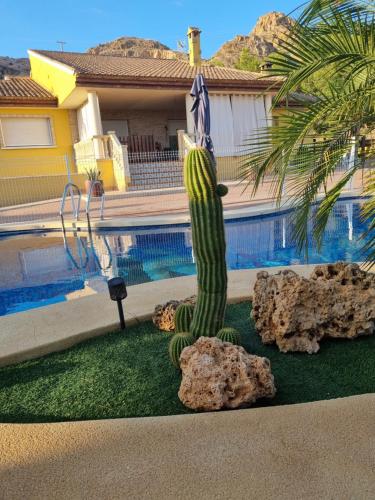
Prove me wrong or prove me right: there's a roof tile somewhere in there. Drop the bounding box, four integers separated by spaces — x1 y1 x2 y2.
33 50 279 88
0 76 56 104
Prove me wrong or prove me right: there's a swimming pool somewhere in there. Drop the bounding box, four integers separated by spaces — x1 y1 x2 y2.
0 198 371 316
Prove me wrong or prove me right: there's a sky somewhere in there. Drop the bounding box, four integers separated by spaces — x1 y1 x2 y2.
0 0 300 59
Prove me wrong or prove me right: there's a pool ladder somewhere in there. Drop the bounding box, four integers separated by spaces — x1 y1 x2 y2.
62 230 112 272
60 181 105 230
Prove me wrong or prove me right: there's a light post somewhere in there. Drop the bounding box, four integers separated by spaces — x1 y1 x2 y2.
107 277 127 330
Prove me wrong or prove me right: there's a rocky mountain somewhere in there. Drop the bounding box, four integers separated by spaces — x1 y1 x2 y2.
211 12 294 67
0 12 293 79
87 36 187 60
0 56 29 79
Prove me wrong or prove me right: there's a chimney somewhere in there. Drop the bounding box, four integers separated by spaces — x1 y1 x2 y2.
187 26 201 67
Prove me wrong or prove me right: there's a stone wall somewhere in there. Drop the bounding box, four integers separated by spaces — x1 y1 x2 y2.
101 109 186 149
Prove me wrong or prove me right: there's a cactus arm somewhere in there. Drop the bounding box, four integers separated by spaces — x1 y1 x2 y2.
216 184 228 197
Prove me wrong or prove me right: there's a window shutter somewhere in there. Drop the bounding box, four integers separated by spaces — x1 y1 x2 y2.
1 117 53 148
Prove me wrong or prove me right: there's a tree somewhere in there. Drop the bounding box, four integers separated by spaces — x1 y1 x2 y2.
210 58 225 67
241 0 375 264
234 49 262 72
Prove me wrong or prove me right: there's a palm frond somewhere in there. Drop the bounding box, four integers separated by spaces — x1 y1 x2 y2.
242 0 375 265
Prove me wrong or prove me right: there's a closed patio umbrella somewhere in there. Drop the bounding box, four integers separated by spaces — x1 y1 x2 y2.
190 73 215 163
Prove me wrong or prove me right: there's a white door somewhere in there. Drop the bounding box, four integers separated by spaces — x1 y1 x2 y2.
167 119 187 150
167 119 187 136
102 120 129 141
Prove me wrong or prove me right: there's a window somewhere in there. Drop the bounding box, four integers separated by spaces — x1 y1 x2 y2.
0 117 54 148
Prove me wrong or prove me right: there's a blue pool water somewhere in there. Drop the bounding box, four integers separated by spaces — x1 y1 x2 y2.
0 198 372 316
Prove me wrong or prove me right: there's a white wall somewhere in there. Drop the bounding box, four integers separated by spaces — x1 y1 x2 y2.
77 92 103 142
77 101 91 141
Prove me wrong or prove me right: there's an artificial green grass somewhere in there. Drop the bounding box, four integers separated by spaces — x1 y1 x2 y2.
0 301 374 423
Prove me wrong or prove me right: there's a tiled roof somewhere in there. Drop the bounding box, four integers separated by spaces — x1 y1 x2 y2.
0 76 57 105
32 50 280 90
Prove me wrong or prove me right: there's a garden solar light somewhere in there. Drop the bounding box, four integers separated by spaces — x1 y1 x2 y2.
108 277 127 330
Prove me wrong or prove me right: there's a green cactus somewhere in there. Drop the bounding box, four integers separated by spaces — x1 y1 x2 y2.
168 332 195 368
217 327 242 345
185 147 228 338
175 304 194 333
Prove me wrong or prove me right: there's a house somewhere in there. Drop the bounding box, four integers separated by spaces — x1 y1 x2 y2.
0 27 281 205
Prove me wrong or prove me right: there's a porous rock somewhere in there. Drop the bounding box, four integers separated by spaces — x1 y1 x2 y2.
252 262 375 353
178 337 275 411
152 296 196 332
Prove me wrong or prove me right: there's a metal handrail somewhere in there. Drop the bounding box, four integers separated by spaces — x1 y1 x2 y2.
60 183 81 220
62 231 90 270
88 233 113 271
86 180 105 222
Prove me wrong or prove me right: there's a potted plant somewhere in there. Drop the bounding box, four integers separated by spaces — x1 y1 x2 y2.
84 168 104 197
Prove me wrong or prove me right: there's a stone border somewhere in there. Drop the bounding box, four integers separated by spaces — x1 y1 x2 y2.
0 265 318 367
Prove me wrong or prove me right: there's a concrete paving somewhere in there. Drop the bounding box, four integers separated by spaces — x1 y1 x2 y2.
0 394 374 499
0 181 275 226
0 171 365 228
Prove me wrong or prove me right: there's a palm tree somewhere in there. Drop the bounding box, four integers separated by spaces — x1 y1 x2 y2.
241 0 375 264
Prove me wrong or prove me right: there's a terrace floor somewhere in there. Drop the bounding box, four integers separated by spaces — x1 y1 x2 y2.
0 171 366 227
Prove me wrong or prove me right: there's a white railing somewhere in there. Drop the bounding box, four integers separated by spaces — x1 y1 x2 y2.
108 132 130 191
93 135 112 159
73 138 95 159
74 135 113 160
73 133 129 191
178 130 196 156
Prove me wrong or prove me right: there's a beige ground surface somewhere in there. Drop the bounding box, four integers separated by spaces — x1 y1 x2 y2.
0 182 272 225
0 394 374 500
0 170 366 226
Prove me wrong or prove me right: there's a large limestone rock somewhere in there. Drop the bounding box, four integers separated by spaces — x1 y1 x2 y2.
211 12 294 67
178 337 275 411
0 56 30 78
152 296 196 332
87 36 187 60
252 263 375 354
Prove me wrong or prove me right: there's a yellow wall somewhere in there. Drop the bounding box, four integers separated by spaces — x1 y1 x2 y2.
216 156 241 182
29 53 76 105
76 158 116 192
0 107 75 176
0 173 86 207
97 159 115 190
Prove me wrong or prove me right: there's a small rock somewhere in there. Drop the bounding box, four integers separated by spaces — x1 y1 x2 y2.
153 296 196 331
178 337 276 411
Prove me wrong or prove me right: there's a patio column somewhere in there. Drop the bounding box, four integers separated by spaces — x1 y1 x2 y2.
87 92 103 136
87 91 104 158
